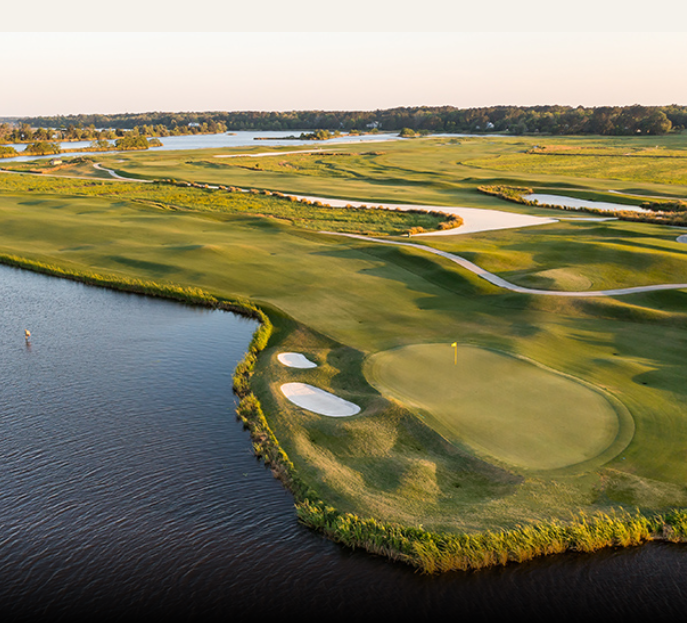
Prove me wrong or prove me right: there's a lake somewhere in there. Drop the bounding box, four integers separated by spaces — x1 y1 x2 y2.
1 264 687 620
1 131 401 163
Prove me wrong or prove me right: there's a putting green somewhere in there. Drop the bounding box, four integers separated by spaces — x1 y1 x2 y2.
365 343 623 471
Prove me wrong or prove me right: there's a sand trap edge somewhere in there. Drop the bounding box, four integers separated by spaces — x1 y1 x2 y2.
280 382 360 417
277 352 318 369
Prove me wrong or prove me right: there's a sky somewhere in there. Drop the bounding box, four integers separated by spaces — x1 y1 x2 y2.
3 31 687 117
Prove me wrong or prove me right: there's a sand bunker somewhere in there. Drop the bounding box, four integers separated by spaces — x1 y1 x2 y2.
289 194 557 235
280 382 360 417
277 352 318 368
417 206 557 236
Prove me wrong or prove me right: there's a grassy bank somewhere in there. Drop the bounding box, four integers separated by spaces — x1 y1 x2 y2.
5 248 687 574
3 136 687 572
477 183 687 226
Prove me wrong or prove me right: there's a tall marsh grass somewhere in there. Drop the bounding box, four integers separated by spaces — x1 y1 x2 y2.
296 502 687 574
0 252 217 304
4 251 687 575
0 173 452 236
477 184 687 225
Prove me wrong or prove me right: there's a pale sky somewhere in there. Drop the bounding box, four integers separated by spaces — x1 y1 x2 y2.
3 31 687 117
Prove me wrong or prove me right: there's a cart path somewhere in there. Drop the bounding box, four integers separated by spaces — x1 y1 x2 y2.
6 165 686 291
93 163 154 182
325 232 687 298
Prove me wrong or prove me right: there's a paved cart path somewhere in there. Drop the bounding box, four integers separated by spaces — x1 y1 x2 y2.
326 232 687 297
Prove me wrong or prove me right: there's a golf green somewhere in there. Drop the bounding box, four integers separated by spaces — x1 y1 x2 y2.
365 343 624 471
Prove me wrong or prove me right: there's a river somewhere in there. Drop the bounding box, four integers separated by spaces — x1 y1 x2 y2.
1 264 687 620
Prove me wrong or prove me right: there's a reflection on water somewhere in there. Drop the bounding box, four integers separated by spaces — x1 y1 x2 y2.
1 131 401 163
1 264 687 620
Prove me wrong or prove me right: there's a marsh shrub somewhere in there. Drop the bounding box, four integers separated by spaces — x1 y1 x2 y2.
641 200 687 213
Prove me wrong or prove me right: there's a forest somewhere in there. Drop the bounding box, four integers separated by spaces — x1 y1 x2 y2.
8 104 686 137
0 120 228 144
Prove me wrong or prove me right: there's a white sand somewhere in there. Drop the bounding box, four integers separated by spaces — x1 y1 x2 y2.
416 206 557 236
277 352 318 368
288 194 557 236
677 234 687 244
280 382 361 417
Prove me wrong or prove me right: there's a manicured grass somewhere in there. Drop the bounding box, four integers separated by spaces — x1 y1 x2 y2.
365 343 625 471
3 135 687 570
3 185 687 528
416 219 687 291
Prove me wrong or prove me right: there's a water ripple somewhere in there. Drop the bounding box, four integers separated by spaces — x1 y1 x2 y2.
3 264 687 619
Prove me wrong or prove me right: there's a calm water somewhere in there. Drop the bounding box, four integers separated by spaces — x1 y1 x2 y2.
524 193 650 213
1 131 401 163
2 265 687 621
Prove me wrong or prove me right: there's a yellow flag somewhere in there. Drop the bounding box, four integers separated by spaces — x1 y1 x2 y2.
451 342 457 347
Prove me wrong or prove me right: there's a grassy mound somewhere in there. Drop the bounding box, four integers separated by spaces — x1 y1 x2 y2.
365 343 626 471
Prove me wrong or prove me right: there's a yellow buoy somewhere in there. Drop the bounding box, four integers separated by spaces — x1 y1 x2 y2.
24 329 31 340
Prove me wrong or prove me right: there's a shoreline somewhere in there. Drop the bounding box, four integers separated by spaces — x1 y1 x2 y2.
2 251 687 574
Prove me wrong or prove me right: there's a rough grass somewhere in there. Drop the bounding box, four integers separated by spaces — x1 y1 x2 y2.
4 134 687 570
3 189 687 527
466 151 687 186
0 172 448 236
96 133 687 211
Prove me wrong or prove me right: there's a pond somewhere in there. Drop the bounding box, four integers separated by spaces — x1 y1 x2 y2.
1 264 686 619
523 193 650 213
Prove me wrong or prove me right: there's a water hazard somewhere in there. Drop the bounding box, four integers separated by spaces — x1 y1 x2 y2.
1 265 687 620
1 131 401 163
523 193 650 213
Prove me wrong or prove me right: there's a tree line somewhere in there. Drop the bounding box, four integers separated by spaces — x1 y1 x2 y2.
11 105 686 136
0 120 227 144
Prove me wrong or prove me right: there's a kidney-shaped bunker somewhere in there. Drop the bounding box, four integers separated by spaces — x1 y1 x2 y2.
280 382 360 417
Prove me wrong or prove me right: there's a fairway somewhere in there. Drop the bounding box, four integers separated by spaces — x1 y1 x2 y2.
365 343 623 471
4 133 687 568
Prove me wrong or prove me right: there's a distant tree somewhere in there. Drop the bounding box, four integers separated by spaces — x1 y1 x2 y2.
587 107 619 135
114 135 150 150
640 109 672 135
13 104 685 138
17 123 33 141
23 141 61 155
90 139 112 150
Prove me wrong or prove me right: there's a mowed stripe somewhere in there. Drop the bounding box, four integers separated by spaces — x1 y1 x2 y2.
365 343 622 471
